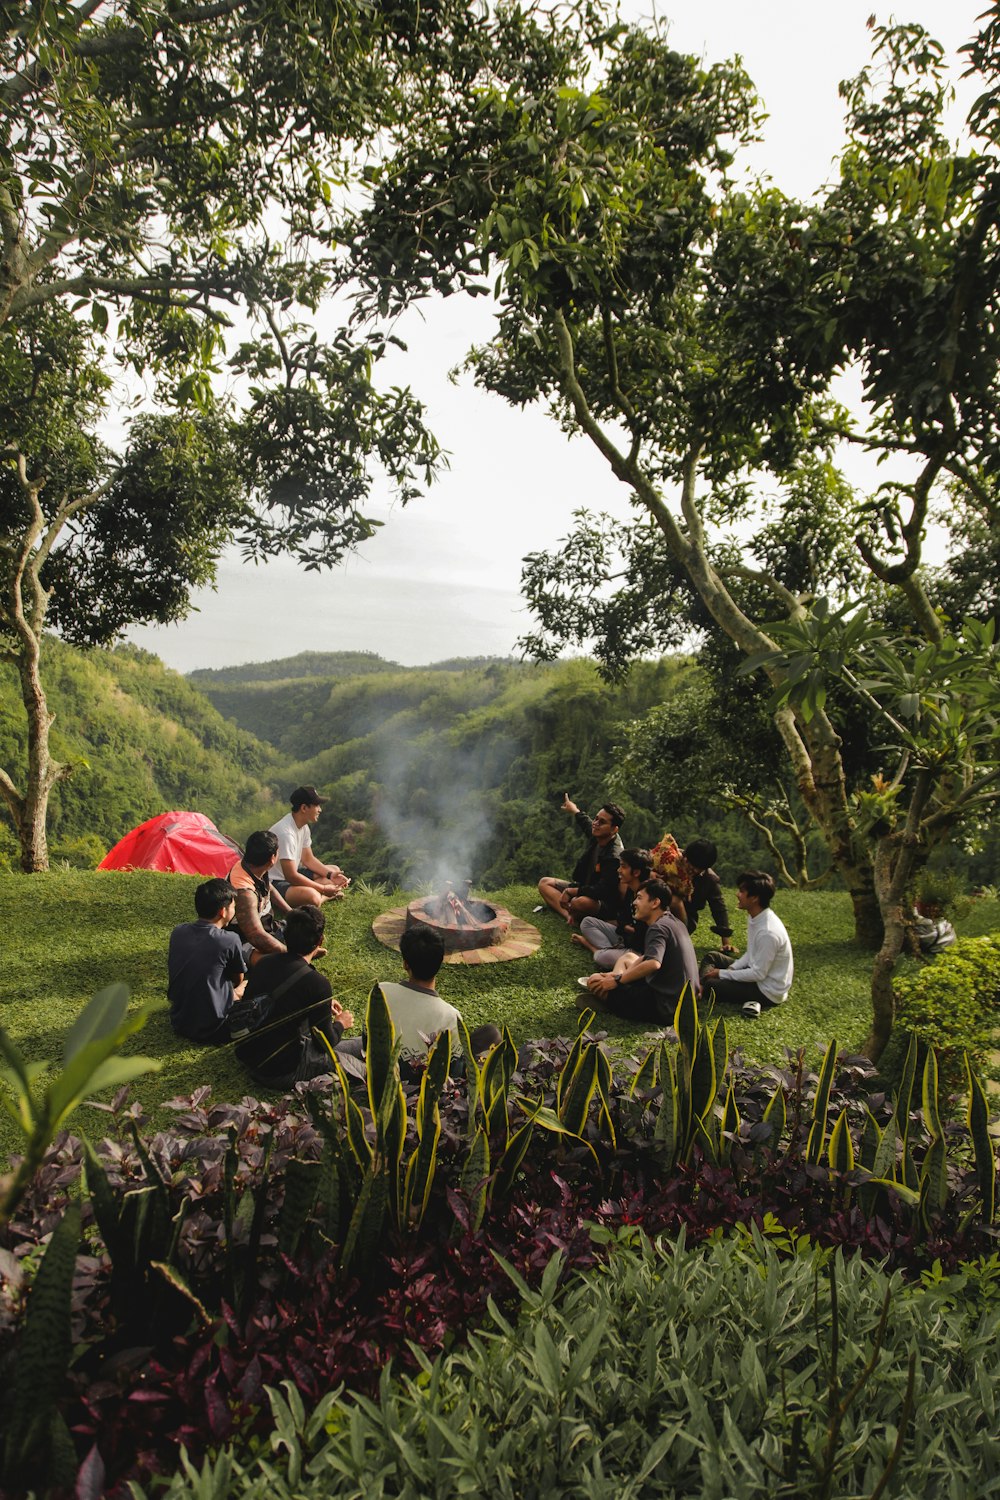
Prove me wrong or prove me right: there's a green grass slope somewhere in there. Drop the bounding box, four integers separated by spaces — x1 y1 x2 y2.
3 872 997 1165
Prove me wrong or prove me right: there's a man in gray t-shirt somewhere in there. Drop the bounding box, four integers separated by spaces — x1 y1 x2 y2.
168 878 246 1044
582 879 699 1024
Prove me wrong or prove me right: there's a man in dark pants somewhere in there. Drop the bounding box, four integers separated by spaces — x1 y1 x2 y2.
580 879 700 1023
700 870 794 1019
234 906 365 1086
537 792 625 925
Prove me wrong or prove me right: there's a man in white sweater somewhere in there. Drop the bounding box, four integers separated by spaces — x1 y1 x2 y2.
700 870 793 1019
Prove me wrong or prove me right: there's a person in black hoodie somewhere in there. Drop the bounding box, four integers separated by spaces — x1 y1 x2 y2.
234 907 364 1087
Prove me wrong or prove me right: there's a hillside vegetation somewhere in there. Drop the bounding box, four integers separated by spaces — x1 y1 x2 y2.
2 642 781 885
192 651 772 886
0 642 282 869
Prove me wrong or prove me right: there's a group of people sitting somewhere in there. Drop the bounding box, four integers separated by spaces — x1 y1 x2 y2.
538 793 794 1023
166 783 795 1096
167 785 500 1089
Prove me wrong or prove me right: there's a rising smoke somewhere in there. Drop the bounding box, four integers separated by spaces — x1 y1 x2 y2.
371 721 513 891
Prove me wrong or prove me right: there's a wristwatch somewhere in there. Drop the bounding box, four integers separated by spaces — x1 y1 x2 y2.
614 973 623 986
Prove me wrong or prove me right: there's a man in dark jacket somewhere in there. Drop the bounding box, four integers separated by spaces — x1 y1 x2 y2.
537 793 624 924
233 907 364 1087
683 839 736 953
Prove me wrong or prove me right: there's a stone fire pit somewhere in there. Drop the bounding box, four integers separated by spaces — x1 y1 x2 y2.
372 885 541 966
405 889 512 952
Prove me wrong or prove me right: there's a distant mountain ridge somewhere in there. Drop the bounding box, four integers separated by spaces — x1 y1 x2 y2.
188 651 517 688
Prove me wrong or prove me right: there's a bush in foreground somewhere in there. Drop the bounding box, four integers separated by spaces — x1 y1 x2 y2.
1 976 997 1495
129 1226 1000 1500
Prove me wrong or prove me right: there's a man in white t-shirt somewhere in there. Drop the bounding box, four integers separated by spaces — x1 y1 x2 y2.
268 785 350 908
700 870 793 1019
371 927 501 1077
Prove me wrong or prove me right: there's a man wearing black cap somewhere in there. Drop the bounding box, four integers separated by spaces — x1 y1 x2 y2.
268 785 350 908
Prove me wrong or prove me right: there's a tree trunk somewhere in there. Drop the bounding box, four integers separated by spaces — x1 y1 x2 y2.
2 641 66 873
864 914 907 1061
0 463 71 872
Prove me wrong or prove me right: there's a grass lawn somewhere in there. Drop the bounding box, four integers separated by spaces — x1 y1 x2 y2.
2 871 998 1164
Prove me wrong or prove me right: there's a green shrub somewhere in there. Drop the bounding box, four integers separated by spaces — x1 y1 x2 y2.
129 1228 1000 1500
894 934 1000 1068
49 832 107 869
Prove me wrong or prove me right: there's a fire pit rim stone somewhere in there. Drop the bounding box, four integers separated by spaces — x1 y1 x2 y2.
405 893 512 952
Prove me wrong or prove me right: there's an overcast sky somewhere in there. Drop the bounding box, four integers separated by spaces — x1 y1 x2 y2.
125 1 984 674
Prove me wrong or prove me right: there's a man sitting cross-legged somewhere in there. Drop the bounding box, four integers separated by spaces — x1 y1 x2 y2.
371 927 502 1079
572 847 652 969
537 792 624 925
581 878 700 1024
234 905 365 1087
268 785 350 908
167 878 246 1045
700 870 793 1019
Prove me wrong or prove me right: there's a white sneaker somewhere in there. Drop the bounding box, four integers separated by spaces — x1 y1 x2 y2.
742 999 762 1019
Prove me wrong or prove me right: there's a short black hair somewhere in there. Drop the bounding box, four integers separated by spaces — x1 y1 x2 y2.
620 847 652 880
684 838 717 871
601 802 625 830
640 877 672 909
737 870 777 908
244 829 279 865
195 878 235 918
285 905 326 956
400 925 446 980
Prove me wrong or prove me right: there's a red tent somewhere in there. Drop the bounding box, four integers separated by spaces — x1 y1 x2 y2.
98 811 243 877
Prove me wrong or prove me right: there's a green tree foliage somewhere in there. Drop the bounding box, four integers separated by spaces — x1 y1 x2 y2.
338 7 1000 1056
0 0 491 870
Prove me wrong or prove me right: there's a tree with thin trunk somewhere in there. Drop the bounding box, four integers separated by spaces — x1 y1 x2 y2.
337 8 1000 1054
1 0 486 866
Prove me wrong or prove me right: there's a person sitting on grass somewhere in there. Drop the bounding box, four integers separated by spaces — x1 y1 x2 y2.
700 870 793 1019
371 927 502 1078
682 838 736 954
268 785 350 908
226 829 293 963
581 878 700 1024
233 905 365 1087
573 847 652 969
537 792 624 925
167 878 246 1045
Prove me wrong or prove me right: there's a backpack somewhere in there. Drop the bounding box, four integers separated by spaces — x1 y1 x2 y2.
229 966 303 1044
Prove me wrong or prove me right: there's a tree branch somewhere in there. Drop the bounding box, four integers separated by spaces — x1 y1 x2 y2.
724 562 807 616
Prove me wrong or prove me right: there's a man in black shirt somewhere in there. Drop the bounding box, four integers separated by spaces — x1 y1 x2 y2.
537 793 625 925
683 839 735 954
234 907 364 1087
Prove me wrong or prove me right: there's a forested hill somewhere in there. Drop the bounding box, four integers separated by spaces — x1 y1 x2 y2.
1 643 778 884
188 651 517 691
188 651 403 688
189 651 772 889
0 642 283 869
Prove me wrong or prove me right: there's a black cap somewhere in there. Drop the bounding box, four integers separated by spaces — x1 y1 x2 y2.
290 784 324 809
